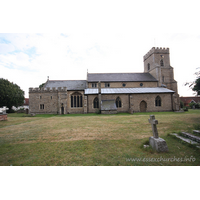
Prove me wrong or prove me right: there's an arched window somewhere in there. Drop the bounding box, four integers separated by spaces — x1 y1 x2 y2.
93 97 99 108
160 60 164 66
155 96 161 107
116 97 122 108
71 92 83 108
147 63 150 70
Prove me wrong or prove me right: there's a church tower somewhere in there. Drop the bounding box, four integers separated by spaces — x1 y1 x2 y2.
143 47 180 110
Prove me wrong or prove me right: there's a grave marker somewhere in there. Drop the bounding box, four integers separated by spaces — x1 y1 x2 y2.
148 115 168 152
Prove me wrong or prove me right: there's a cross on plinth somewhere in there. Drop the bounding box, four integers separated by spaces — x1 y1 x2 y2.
148 115 159 138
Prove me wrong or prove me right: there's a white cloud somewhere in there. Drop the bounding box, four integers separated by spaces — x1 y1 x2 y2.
1 32 200 97
0 43 15 54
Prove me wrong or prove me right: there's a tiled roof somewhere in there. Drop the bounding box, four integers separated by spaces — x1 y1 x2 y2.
85 87 175 94
180 97 200 104
24 98 29 105
87 73 158 82
45 80 87 90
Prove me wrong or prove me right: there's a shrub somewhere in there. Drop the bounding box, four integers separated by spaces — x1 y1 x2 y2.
180 100 184 108
7 108 15 113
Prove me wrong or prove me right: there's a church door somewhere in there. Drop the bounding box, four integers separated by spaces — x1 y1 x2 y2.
140 101 147 112
61 105 64 114
61 107 64 114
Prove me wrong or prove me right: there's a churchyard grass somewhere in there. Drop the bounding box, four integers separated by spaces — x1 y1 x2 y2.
0 110 200 166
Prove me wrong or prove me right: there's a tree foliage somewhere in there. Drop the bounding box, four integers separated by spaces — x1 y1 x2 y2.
39 83 45 89
0 78 24 109
185 68 200 95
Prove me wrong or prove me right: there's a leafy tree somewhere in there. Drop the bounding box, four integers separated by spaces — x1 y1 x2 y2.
185 68 200 95
0 78 24 111
39 83 45 89
192 78 200 95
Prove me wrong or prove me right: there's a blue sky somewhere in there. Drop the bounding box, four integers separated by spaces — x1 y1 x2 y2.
1 1 200 98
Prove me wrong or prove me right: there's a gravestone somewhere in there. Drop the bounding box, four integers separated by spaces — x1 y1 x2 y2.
148 115 168 152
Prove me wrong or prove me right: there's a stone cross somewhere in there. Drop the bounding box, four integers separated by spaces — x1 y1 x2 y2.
148 115 159 138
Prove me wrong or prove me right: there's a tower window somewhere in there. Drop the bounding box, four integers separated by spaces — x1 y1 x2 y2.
162 76 164 83
147 63 150 70
160 59 164 66
93 97 99 108
155 96 161 107
116 97 122 108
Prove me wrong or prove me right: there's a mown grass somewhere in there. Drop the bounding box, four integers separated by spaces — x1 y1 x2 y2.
0 110 200 166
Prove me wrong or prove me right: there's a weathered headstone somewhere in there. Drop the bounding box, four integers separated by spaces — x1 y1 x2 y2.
148 115 168 152
148 115 158 138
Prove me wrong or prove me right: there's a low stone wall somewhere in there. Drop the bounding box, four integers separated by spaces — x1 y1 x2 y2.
0 114 7 121
101 110 117 114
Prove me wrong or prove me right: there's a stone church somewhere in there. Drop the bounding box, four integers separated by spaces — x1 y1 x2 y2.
29 47 180 114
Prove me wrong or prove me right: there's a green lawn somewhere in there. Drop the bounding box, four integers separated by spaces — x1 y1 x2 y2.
0 110 200 166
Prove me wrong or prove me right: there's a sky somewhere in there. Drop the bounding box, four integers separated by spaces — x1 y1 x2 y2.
1 1 200 98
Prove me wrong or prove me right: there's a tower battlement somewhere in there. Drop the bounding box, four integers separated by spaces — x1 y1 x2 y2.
144 47 169 61
29 87 67 92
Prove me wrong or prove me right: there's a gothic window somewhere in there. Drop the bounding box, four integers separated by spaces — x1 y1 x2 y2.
40 104 44 109
116 97 122 108
160 59 164 66
93 97 99 108
71 92 83 108
155 96 161 107
147 63 150 70
40 96 42 99
162 76 165 83
105 83 110 88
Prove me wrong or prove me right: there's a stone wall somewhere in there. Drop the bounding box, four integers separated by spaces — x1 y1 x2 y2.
0 114 7 121
29 87 86 114
130 93 173 112
29 87 67 114
87 93 173 113
67 91 84 114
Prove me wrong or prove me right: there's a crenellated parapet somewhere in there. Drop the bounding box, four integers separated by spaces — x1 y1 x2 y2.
144 47 169 61
29 87 67 93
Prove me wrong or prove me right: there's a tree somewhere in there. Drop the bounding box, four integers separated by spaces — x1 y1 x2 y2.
192 78 200 95
0 78 24 111
39 83 45 89
185 68 200 95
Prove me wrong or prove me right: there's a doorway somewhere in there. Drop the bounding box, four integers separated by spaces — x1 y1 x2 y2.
61 103 64 114
140 101 147 112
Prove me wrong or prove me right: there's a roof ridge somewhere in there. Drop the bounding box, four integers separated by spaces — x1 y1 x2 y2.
49 80 86 81
88 72 146 74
